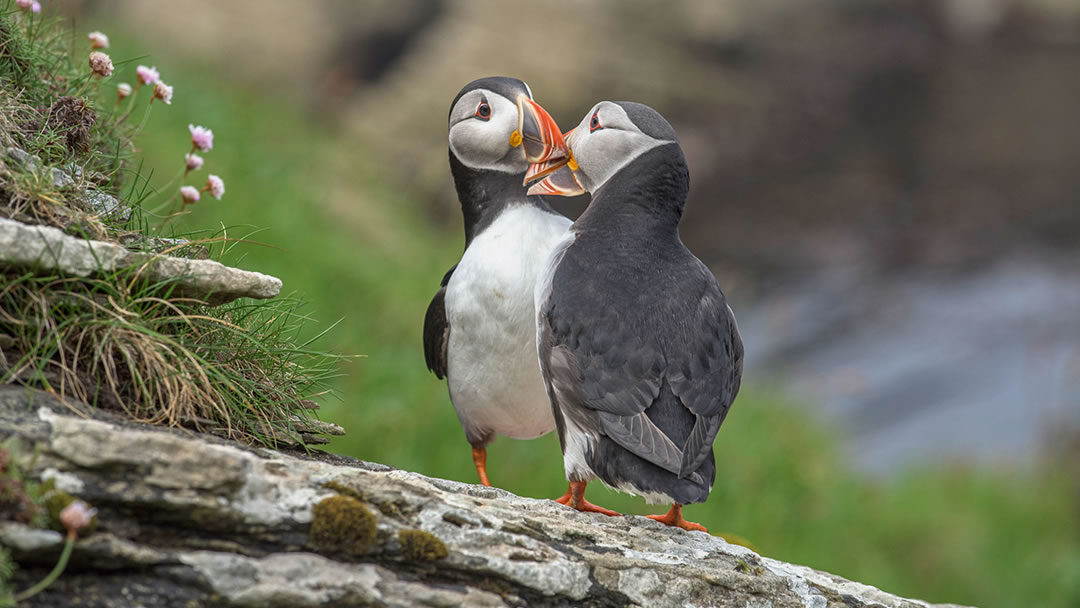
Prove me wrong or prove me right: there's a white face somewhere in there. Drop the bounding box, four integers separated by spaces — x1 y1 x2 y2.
566 101 671 192
448 88 526 173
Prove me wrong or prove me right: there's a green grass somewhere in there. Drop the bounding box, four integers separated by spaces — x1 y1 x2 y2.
0 268 340 445
0 4 340 447
45 17 1080 608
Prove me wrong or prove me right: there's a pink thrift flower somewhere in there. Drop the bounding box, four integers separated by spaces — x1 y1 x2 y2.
152 81 173 105
59 500 97 534
180 186 200 204
88 31 109 49
188 124 213 152
30 1 40 12
116 83 132 102
205 175 225 200
185 153 204 172
136 65 160 86
15 0 32 10
89 52 114 78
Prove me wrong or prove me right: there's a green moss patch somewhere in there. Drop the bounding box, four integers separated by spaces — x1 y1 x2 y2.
322 481 364 501
398 529 448 561
309 495 376 555
43 489 97 534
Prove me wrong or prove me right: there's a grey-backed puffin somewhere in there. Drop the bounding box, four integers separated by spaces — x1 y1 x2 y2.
423 77 573 488
526 101 744 531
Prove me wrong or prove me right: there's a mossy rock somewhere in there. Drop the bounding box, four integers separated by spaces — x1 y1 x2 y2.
322 481 364 501
398 529 448 561
43 490 98 534
309 495 376 555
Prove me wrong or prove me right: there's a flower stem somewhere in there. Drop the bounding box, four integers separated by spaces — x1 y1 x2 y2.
144 166 188 213
114 83 142 125
70 75 94 100
130 100 155 139
13 532 76 602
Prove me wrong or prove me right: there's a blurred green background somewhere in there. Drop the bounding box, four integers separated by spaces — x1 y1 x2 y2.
61 1 1080 606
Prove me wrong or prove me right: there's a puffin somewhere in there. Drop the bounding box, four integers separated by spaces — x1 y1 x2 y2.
423 77 573 488
525 101 744 531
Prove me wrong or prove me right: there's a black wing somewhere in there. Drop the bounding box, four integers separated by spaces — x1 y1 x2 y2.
541 316 684 475
667 271 743 477
539 256 742 479
422 265 456 379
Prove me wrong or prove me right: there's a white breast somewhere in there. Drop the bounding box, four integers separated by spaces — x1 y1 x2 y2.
444 204 572 442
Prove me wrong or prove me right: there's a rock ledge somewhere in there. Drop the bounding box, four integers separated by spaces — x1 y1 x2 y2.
0 217 280 305
0 386 973 608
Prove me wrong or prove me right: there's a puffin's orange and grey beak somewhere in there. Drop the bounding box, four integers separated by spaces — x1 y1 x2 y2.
516 97 568 164
526 127 585 197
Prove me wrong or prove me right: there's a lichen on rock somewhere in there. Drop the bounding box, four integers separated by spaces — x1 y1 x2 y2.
42 487 97 535
309 494 376 555
397 528 448 561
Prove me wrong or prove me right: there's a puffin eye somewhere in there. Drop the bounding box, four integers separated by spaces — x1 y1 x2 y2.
589 111 602 132
475 100 491 121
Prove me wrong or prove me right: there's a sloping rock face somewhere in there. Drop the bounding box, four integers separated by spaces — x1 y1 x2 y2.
0 387 972 608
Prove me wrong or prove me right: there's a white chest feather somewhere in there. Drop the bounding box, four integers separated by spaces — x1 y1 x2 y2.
444 205 572 441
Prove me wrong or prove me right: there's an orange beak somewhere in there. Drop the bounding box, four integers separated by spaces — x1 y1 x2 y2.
525 127 585 197
517 97 568 164
526 164 584 196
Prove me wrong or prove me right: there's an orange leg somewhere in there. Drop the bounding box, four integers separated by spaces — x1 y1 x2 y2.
553 481 619 516
471 446 491 487
647 503 707 533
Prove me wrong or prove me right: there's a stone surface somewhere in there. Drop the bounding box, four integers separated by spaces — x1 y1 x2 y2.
81 189 128 221
0 217 281 305
5 148 76 190
4 148 126 222
0 386 974 608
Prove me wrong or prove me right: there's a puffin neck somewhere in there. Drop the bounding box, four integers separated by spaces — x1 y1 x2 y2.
573 144 689 238
449 151 549 247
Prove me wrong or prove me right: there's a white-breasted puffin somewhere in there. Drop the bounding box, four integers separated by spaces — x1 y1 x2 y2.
423 77 574 488
525 101 744 531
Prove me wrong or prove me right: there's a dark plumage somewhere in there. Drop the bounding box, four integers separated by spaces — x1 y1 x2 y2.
532 101 743 528
422 264 455 379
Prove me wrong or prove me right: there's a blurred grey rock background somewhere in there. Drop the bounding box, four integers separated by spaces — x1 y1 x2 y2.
72 0 1080 473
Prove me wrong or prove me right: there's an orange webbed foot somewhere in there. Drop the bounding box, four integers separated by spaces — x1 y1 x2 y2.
553 481 620 517
647 503 708 533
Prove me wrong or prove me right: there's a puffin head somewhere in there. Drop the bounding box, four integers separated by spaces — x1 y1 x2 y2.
525 101 678 197
448 76 567 174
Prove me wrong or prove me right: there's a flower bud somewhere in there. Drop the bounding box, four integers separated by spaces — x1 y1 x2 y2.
180 186 201 205
89 52 113 78
88 31 109 49
152 81 173 105
205 175 225 200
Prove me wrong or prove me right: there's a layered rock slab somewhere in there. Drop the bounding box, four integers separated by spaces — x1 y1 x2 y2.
0 387 973 608
0 217 280 305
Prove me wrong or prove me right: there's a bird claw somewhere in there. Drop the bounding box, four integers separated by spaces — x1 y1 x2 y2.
573 499 620 517
647 504 708 533
552 482 619 516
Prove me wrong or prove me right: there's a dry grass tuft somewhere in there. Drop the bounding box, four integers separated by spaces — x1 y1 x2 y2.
0 268 339 445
